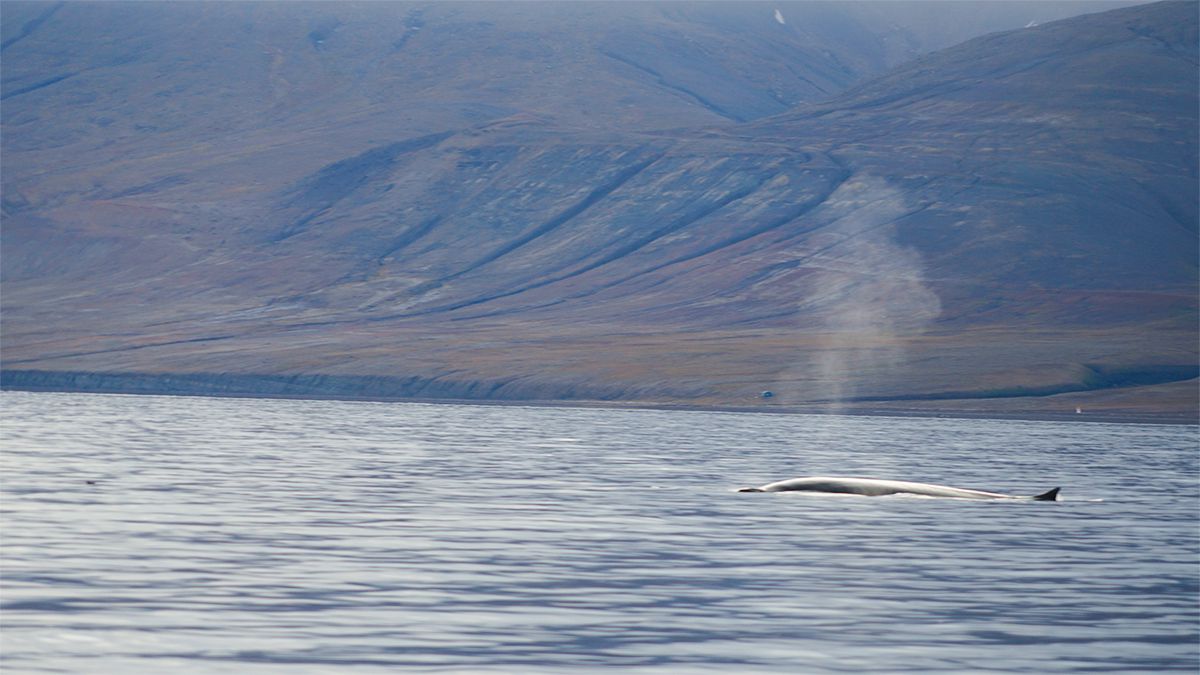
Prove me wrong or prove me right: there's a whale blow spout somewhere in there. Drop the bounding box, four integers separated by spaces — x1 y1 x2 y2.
737 476 1061 501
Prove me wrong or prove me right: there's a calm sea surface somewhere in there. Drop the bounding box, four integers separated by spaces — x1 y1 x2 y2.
1 391 1197 673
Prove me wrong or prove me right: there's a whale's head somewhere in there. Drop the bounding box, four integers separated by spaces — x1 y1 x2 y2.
736 487 765 492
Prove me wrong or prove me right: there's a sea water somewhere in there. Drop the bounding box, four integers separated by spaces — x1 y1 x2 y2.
1 391 1197 673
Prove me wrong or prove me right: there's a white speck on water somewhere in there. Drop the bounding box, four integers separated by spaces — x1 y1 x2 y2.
774 9 786 25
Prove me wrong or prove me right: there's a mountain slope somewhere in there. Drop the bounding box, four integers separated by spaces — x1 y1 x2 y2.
2 1 1195 417
748 0 1198 305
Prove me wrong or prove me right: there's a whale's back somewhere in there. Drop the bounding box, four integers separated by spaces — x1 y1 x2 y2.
741 476 1060 500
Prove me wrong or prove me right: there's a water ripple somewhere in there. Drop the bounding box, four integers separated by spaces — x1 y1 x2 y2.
2 392 1197 673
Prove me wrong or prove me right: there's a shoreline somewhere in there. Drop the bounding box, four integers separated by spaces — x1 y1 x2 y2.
3 381 1195 427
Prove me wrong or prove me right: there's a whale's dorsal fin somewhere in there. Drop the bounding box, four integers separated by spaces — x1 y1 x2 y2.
1033 487 1061 501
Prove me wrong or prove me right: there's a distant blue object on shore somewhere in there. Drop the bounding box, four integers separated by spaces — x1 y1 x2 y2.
760 391 774 399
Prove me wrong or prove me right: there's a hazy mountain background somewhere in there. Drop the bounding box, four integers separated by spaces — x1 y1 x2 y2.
2 1 1195 419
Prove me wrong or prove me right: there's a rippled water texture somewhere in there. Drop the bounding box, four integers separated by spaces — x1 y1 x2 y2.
2 392 1197 673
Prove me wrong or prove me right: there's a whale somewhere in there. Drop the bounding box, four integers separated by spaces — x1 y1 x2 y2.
737 476 1060 501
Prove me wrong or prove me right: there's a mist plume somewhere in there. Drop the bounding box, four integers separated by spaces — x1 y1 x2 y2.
787 176 942 408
